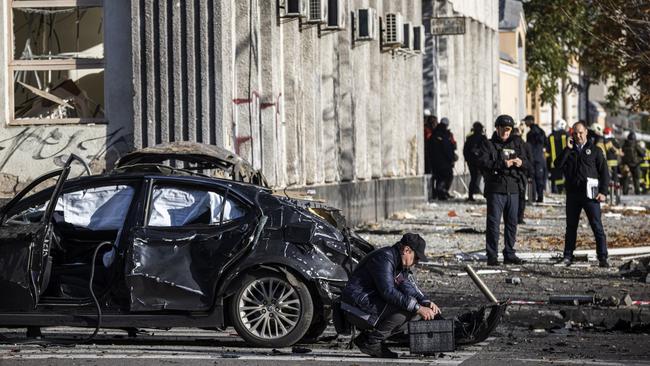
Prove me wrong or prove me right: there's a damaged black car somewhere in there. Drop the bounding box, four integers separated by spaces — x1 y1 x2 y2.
0 143 374 348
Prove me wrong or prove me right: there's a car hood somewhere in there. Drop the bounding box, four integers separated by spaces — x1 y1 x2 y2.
115 142 269 187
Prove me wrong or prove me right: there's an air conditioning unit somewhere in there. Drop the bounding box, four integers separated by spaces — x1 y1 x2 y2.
279 0 307 18
324 0 345 30
413 25 425 53
402 22 414 50
356 8 377 41
306 0 327 23
383 12 404 47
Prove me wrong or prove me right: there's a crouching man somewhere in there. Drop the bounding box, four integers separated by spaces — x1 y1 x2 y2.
341 233 441 358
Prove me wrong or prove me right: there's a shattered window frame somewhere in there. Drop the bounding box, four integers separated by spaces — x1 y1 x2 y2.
8 0 105 126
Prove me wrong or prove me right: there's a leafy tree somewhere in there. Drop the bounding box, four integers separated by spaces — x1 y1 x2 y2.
524 0 650 112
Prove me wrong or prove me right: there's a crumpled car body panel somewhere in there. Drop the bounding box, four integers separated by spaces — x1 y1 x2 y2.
115 142 269 187
0 150 374 330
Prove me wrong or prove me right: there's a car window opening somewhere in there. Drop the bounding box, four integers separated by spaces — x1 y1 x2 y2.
147 186 245 227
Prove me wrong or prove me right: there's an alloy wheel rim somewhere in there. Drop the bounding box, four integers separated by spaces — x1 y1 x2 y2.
238 277 301 339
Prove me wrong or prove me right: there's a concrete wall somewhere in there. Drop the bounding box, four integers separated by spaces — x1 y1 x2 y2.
130 0 425 198
423 0 500 175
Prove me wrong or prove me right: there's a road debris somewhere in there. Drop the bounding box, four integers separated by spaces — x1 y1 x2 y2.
549 295 595 305
506 277 522 285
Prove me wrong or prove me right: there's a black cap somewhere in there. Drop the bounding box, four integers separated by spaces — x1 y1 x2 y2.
495 114 515 127
400 233 427 262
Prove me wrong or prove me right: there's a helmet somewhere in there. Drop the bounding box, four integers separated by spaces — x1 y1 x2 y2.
495 114 515 127
640 141 647 149
440 117 450 126
592 124 603 136
555 119 567 131
424 108 432 117
604 127 613 138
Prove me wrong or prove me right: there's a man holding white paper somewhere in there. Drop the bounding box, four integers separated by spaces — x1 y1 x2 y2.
554 121 610 267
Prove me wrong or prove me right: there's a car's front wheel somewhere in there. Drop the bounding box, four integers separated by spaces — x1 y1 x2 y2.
230 270 313 347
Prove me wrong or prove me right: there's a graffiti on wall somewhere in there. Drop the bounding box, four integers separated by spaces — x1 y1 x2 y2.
0 126 132 177
231 90 281 157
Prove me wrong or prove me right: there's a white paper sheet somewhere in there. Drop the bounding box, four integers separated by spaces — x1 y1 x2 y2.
586 177 599 199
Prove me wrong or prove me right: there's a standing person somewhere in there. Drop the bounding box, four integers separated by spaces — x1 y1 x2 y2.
639 141 650 193
341 233 440 358
523 115 547 202
621 131 645 195
554 121 610 267
474 115 528 266
423 111 438 201
547 119 569 193
464 121 487 201
513 123 534 224
431 117 457 200
603 127 623 186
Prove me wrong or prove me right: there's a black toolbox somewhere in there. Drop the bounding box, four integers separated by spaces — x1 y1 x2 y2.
408 319 455 355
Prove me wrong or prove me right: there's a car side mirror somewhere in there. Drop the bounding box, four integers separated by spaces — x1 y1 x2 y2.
284 222 315 243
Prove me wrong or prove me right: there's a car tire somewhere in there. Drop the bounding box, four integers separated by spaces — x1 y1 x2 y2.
230 270 313 348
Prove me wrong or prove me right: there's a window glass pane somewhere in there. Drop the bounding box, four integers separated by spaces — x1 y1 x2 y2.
55 185 135 230
13 69 104 119
147 187 246 227
13 7 103 61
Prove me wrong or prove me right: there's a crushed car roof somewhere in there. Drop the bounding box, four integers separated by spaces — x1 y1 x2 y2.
115 142 269 187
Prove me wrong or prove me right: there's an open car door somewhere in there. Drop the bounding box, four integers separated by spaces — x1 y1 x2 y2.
0 155 85 310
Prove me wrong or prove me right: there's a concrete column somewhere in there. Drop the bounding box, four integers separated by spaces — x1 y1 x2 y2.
301 26 319 185
320 26 338 183
336 16 355 181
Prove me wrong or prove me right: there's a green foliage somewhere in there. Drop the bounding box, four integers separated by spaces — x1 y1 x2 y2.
524 0 650 111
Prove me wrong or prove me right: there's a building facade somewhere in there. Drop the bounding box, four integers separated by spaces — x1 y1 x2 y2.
498 0 526 122
0 0 426 224
423 0 500 174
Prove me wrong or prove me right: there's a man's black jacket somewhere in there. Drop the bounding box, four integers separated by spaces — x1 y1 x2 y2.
472 132 529 194
554 140 610 196
431 124 456 171
526 124 547 162
464 132 487 166
341 245 427 326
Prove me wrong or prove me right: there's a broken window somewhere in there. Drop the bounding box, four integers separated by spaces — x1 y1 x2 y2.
54 185 135 230
10 1 105 125
6 184 134 231
147 186 246 227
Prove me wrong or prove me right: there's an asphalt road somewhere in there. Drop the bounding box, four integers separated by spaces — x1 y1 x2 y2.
2 194 650 365
0 327 484 365
2 325 650 366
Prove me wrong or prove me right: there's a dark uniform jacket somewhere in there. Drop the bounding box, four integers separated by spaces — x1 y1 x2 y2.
554 140 610 196
341 245 429 326
431 124 457 172
622 139 645 167
472 132 529 194
547 130 569 169
526 125 547 163
464 132 487 167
